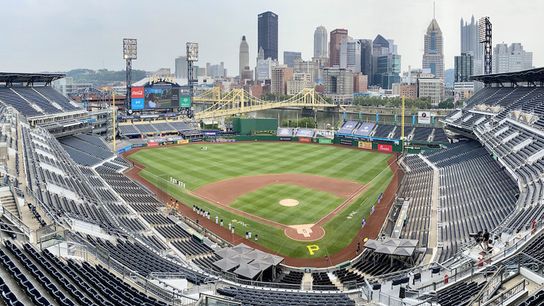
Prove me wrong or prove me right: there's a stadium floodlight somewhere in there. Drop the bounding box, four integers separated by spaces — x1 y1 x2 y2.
478 17 487 43
186 42 199 62
123 38 137 60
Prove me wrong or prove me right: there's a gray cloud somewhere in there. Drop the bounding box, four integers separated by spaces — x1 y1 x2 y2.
0 0 541 75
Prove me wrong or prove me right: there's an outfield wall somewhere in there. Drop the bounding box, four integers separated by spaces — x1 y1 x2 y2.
119 134 402 155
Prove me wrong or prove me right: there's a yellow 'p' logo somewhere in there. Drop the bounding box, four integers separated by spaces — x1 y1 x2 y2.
307 244 319 255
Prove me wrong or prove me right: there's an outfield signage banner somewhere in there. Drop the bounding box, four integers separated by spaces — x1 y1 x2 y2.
418 111 431 124
179 95 192 108
339 139 353 146
318 138 333 144
177 139 189 145
299 137 311 143
377 143 393 153
358 141 372 150
148 142 159 147
279 137 292 141
117 144 133 154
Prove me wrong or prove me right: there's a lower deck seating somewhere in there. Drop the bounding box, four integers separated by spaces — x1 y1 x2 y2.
519 289 544 306
217 286 355 306
435 280 485 306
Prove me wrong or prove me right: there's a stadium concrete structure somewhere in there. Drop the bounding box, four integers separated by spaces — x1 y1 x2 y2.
1 68 544 305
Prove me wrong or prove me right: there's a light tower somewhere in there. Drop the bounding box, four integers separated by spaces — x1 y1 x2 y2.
186 42 198 103
122 38 137 110
479 17 492 75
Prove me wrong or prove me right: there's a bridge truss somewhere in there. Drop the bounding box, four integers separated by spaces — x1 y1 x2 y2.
194 87 340 120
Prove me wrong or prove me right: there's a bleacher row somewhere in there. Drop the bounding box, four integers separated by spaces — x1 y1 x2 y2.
457 86 544 126
94 164 216 260
276 127 335 139
427 143 518 262
475 120 544 234
0 239 168 306
337 120 448 143
118 121 198 137
399 155 433 246
59 134 114 167
0 86 81 117
21 125 117 231
399 141 519 262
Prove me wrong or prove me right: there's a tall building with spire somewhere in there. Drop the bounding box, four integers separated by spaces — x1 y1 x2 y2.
422 14 444 79
239 36 249 78
313 26 328 59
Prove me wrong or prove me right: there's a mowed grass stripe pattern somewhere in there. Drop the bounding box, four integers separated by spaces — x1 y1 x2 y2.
230 184 343 225
129 142 390 190
131 142 394 258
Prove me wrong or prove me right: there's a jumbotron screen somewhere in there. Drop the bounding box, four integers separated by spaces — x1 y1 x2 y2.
131 85 179 110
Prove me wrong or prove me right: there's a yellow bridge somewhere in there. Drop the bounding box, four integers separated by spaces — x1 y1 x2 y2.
194 87 341 120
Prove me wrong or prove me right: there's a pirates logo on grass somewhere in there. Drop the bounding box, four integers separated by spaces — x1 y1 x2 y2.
306 244 319 255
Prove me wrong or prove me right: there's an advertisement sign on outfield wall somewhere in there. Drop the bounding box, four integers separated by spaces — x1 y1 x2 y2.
358 141 372 150
318 138 333 144
339 138 354 146
299 137 311 143
279 137 292 141
377 143 393 153
148 142 159 147
177 139 189 145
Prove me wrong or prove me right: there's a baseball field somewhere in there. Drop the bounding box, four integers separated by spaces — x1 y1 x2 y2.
128 142 394 259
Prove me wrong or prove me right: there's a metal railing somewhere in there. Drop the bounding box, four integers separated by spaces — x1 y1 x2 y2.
483 279 526 306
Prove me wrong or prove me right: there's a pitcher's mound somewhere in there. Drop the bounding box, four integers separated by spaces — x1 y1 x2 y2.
279 199 299 207
284 224 325 241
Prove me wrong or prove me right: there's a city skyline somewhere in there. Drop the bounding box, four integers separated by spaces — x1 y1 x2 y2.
1 0 542 75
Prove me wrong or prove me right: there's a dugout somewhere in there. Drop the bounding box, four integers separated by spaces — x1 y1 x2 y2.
232 118 278 135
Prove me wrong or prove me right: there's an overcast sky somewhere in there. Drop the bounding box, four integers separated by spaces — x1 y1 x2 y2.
1 0 542 75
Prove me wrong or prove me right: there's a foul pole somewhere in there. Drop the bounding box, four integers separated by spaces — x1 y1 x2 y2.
401 96 405 141
112 92 116 153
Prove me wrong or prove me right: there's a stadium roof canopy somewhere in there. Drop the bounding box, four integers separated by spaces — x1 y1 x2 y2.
471 67 544 84
364 238 418 257
214 243 283 278
0 72 65 85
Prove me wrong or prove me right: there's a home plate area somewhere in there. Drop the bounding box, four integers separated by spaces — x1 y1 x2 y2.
284 224 325 241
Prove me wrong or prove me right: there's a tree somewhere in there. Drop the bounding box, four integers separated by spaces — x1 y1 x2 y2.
281 117 316 128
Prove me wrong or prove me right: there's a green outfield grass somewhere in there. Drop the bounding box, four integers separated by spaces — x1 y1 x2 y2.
230 184 343 225
130 142 393 259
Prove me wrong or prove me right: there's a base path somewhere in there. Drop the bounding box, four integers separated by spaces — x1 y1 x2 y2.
193 173 363 206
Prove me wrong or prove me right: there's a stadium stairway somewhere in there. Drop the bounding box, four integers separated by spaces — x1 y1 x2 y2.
0 187 20 219
327 273 345 290
301 273 312 290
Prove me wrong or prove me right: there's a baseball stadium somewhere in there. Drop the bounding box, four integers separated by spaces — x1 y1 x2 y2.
2 67 544 306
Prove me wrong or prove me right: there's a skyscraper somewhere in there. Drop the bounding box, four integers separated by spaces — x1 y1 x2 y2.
239 36 249 78
258 11 278 60
359 39 373 77
340 38 361 72
283 51 302 68
329 29 348 67
492 43 533 73
313 26 328 59
271 65 293 95
371 35 400 89
422 18 444 79
175 56 187 79
460 16 484 75
454 53 474 82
